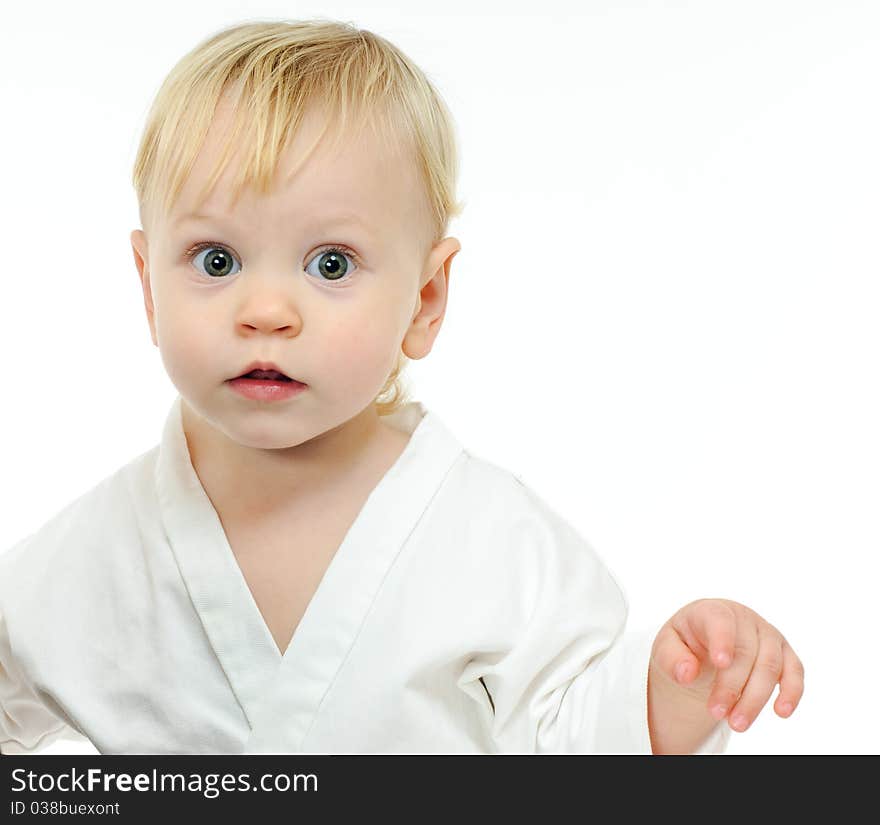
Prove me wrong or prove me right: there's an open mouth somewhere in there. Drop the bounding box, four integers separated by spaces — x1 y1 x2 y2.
237 370 293 382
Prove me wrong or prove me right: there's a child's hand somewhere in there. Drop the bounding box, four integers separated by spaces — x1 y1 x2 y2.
650 598 804 734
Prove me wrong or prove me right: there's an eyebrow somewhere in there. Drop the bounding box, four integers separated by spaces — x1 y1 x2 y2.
174 212 221 225
173 211 375 234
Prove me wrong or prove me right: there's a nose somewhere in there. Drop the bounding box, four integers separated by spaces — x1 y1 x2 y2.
235 288 304 336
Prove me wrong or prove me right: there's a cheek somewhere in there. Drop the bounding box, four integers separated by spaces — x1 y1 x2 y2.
318 305 403 392
152 287 217 385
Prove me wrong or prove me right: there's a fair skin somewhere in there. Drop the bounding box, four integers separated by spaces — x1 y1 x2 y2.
648 598 804 753
131 97 461 517
130 97 804 754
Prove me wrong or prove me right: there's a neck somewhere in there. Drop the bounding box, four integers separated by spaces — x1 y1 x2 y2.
181 399 389 519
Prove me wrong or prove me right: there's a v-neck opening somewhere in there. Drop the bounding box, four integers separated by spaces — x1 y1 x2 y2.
225 434 415 663
219 416 424 663
155 395 464 738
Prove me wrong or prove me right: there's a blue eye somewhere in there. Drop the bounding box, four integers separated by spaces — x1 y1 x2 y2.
188 244 241 278
304 247 358 283
184 242 360 285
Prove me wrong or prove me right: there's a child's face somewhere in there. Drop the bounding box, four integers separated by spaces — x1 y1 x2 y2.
130 98 459 451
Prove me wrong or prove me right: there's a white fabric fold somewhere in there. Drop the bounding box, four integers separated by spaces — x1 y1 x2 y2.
0 395 731 755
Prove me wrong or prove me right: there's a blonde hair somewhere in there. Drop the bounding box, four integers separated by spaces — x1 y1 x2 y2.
131 18 465 416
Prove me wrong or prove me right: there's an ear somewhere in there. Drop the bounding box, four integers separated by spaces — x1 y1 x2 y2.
402 237 461 360
130 229 158 347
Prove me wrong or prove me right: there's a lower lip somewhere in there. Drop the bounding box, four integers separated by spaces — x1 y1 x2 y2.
227 378 308 401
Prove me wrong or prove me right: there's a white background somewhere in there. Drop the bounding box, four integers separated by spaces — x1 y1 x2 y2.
1 0 877 755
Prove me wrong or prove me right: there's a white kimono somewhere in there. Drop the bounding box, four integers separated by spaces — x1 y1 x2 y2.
0 396 729 755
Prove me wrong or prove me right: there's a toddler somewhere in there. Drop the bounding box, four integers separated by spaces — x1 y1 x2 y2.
0 19 803 755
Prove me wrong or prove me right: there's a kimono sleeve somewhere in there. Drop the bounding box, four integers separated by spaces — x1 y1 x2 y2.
0 610 87 754
456 480 730 754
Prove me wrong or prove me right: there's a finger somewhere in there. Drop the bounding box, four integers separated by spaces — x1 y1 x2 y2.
726 628 784 732
705 617 759 723
772 640 805 718
676 600 738 670
651 623 701 686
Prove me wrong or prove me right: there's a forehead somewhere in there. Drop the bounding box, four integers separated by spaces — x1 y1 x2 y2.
168 99 423 234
